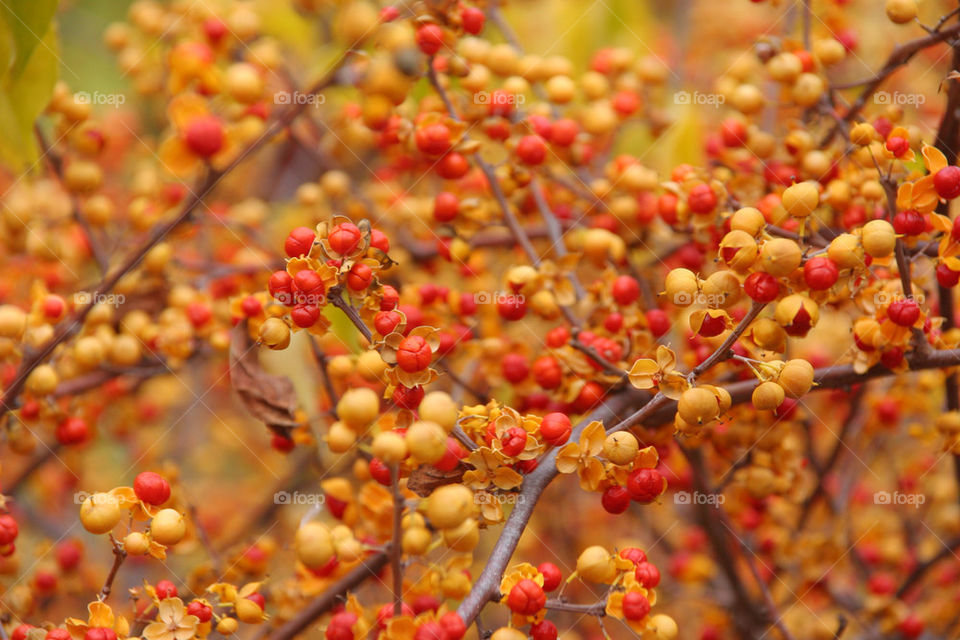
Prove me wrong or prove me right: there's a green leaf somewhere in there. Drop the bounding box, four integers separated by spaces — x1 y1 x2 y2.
0 0 57 80
0 25 58 169
322 303 362 354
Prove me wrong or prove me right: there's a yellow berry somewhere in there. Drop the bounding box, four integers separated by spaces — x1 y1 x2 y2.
426 484 474 529
295 522 334 568
576 545 616 583
730 207 766 236
603 432 639 465
405 420 447 464
677 387 720 425
886 0 918 24
760 238 802 277
337 387 380 430
150 508 186 546
778 359 815 398
124 532 150 556
861 219 896 258
80 492 122 534
781 181 819 218
752 381 785 411
419 391 459 432
371 431 407 463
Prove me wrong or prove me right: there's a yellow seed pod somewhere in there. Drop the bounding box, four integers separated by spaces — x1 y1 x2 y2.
778 359 815 398
402 526 432 555
25 364 58 396
326 421 357 453
334 536 364 562
702 271 743 308
828 233 866 270
792 73 824 108
752 381 785 411
582 228 614 266
936 412 960 434
650 614 679 640
327 355 354 379
123 532 150 556
861 219 896 258
853 317 884 351
150 509 186 546
490 628 526 640
426 484 475 529
335 1 379 44
259 317 290 349
576 545 616 583
760 238 802 277
603 432 639 465
708 385 732 413
886 0 918 24
295 522 334 568
850 122 877 146
80 493 122 534
419 391 458 432
216 619 238 635
813 39 846 66
530 289 560 320
406 421 447 464
730 207 766 236
338 387 380 430
781 181 819 218
225 63 264 104
719 230 758 272
235 598 264 624
774 294 819 335
766 52 802 83
356 350 388 381
664 268 699 306
372 431 407 463
0 305 26 339
441 517 479 552
731 83 764 114
677 387 720 425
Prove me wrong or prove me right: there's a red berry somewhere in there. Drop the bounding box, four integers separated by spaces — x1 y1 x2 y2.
285 227 316 257
697 314 726 338
500 427 527 457
184 116 223 158
551 118 579 146
415 24 444 55
46 631 71 640
188 601 213 622
937 263 960 287
545 326 570 347
687 184 717 214
502 353 529 383
436 152 469 179
434 192 460 222
612 275 640 305
532 356 562 389
622 592 651 620
246 593 266 610
325 612 358 640
898 614 924 639
619 547 647 564
0 515 18 545
601 485 631 514
537 562 562 591
888 298 920 326
370 229 390 253
134 471 171 506
271 433 296 452
392 385 424 410
646 309 671 337
461 6 485 33
43 295 65 320
634 561 660 588
506 578 546 615
380 285 399 310
892 210 926 236
574 381 605 412
369 458 392 486
13 626 34 640
720 118 747 147
413 622 444 640
56 416 89 445
934 166 960 199
291 304 320 328
269 271 294 304
55 540 82 571
803 256 839 291
155 579 177 599
540 412 571 445
346 262 373 291
439 613 466 640
497 296 527 321
744 271 780 302
885 136 909 157
530 620 558 640
328 223 363 255
516 135 547 165
627 468 664 503
84 629 116 640
397 335 433 371
415 123 452 157
375 310 403 335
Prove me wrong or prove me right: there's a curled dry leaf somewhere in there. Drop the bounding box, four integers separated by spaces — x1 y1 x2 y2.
229 322 300 436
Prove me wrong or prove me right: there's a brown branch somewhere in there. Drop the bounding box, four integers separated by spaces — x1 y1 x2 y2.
822 21 960 144
265 550 390 640
390 463 404 615
543 599 606 616
689 301 767 378
327 287 373 343
896 535 960 598
98 535 127 601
